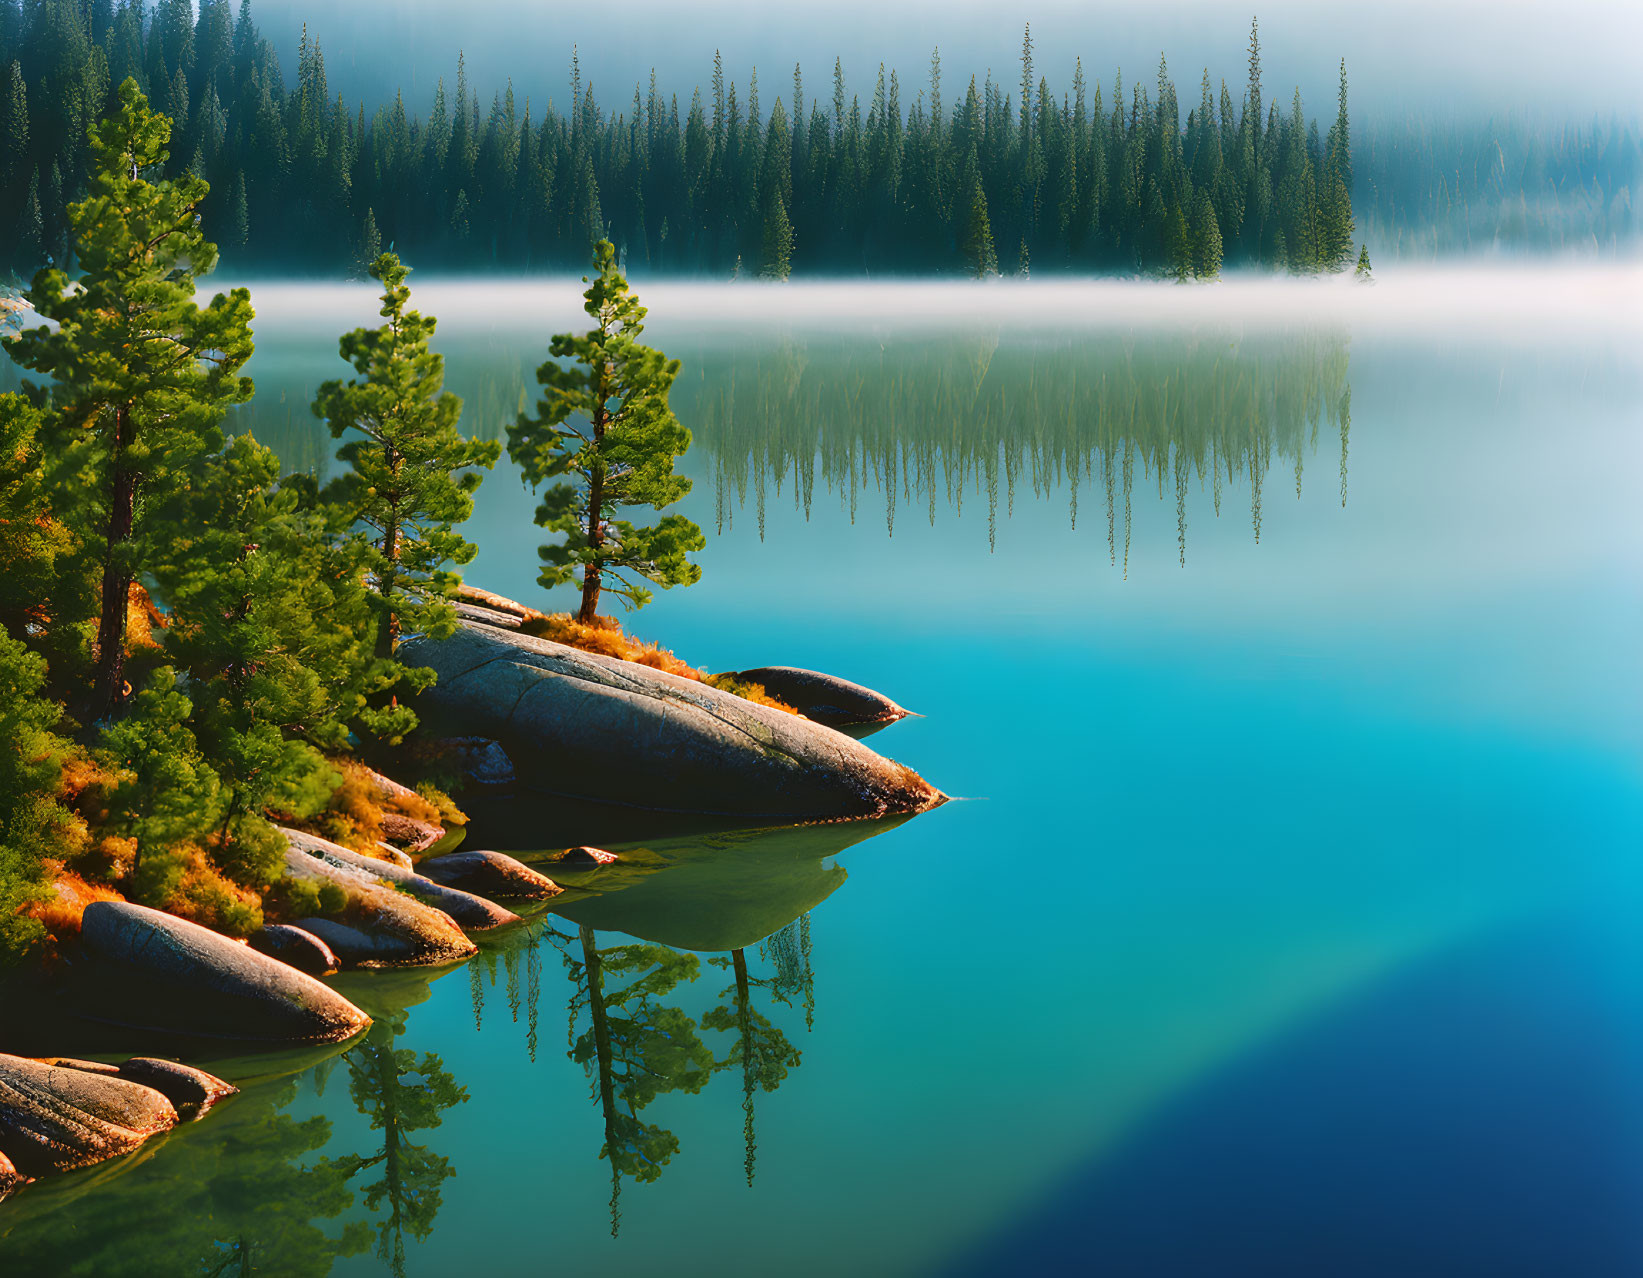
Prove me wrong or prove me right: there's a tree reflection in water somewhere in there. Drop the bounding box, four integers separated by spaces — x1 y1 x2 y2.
331 1018 470 1278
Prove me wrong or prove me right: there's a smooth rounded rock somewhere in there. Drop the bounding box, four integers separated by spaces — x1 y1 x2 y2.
250 924 341 976
421 850 561 900
403 619 945 820
0 1054 177 1177
282 832 480 968
79 901 371 1044
283 829 518 932
730 665 912 730
114 1059 237 1117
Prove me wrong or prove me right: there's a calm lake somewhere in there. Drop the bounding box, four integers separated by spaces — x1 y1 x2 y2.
3 265 1641 1276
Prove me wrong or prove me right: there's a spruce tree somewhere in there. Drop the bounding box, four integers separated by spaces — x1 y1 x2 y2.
962 156 996 278
507 240 703 623
312 252 500 738
10 80 254 722
761 192 794 279
1355 243 1372 279
1193 189 1223 276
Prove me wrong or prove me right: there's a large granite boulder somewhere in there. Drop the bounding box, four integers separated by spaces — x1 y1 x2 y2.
403 619 945 821
282 834 479 968
420 850 560 900
729 665 912 734
78 902 371 1044
0 1054 178 1177
282 828 518 932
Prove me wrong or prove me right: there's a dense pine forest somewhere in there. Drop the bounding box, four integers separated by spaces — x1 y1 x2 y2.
0 0 1370 277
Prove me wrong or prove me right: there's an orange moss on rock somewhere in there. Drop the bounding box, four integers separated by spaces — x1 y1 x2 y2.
296 760 460 859
516 612 799 715
29 872 122 944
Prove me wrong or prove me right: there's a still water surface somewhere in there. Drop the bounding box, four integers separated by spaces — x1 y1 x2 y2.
2 270 1640 1276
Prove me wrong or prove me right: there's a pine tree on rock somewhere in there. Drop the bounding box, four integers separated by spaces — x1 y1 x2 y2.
508 240 704 623
9 79 255 723
312 252 500 740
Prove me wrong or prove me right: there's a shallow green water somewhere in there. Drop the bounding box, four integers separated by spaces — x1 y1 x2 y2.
3 271 1641 1276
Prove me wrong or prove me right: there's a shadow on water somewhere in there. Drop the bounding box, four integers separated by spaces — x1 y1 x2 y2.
948 909 1643 1278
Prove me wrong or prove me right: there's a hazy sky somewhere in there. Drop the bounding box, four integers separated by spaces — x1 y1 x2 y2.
247 0 1641 122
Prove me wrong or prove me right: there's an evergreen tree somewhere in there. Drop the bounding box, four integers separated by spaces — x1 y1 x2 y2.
1355 242 1372 278
311 252 500 739
9 80 254 722
0 624 82 965
962 156 996 278
98 666 225 909
760 191 794 279
507 240 703 623
149 435 358 891
1193 187 1223 276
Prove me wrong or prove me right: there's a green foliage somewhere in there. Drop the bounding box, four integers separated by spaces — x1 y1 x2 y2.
961 153 997 278
1356 243 1373 278
149 433 395 886
8 78 253 718
97 666 223 905
314 253 499 649
313 251 500 738
0 624 81 965
508 240 703 622
0 391 83 652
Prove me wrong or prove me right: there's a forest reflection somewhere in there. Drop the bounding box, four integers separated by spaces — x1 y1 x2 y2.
57 322 1359 575
695 329 1353 567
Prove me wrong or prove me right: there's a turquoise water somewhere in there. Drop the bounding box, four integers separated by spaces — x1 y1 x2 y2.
2 271 1641 1276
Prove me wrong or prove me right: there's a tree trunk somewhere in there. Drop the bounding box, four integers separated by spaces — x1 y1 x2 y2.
577 377 609 624
91 403 136 721
376 514 400 660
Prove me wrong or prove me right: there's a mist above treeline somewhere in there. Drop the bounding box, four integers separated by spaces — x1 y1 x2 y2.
0 0 1635 280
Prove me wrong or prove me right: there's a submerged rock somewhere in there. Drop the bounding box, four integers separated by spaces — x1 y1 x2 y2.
730 665 912 731
282 828 518 932
250 924 341 976
282 832 480 968
403 619 945 820
0 1054 178 1178
78 902 371 1043
113 1059 237 1118
554 846 620 869
420 850 560 900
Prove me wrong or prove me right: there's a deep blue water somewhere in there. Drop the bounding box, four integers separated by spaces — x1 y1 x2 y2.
2 274 1640 1276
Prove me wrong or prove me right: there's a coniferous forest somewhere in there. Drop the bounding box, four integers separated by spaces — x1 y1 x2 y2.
0 0 1373 278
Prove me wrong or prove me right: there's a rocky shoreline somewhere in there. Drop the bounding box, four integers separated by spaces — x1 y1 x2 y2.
0 616 942 1201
